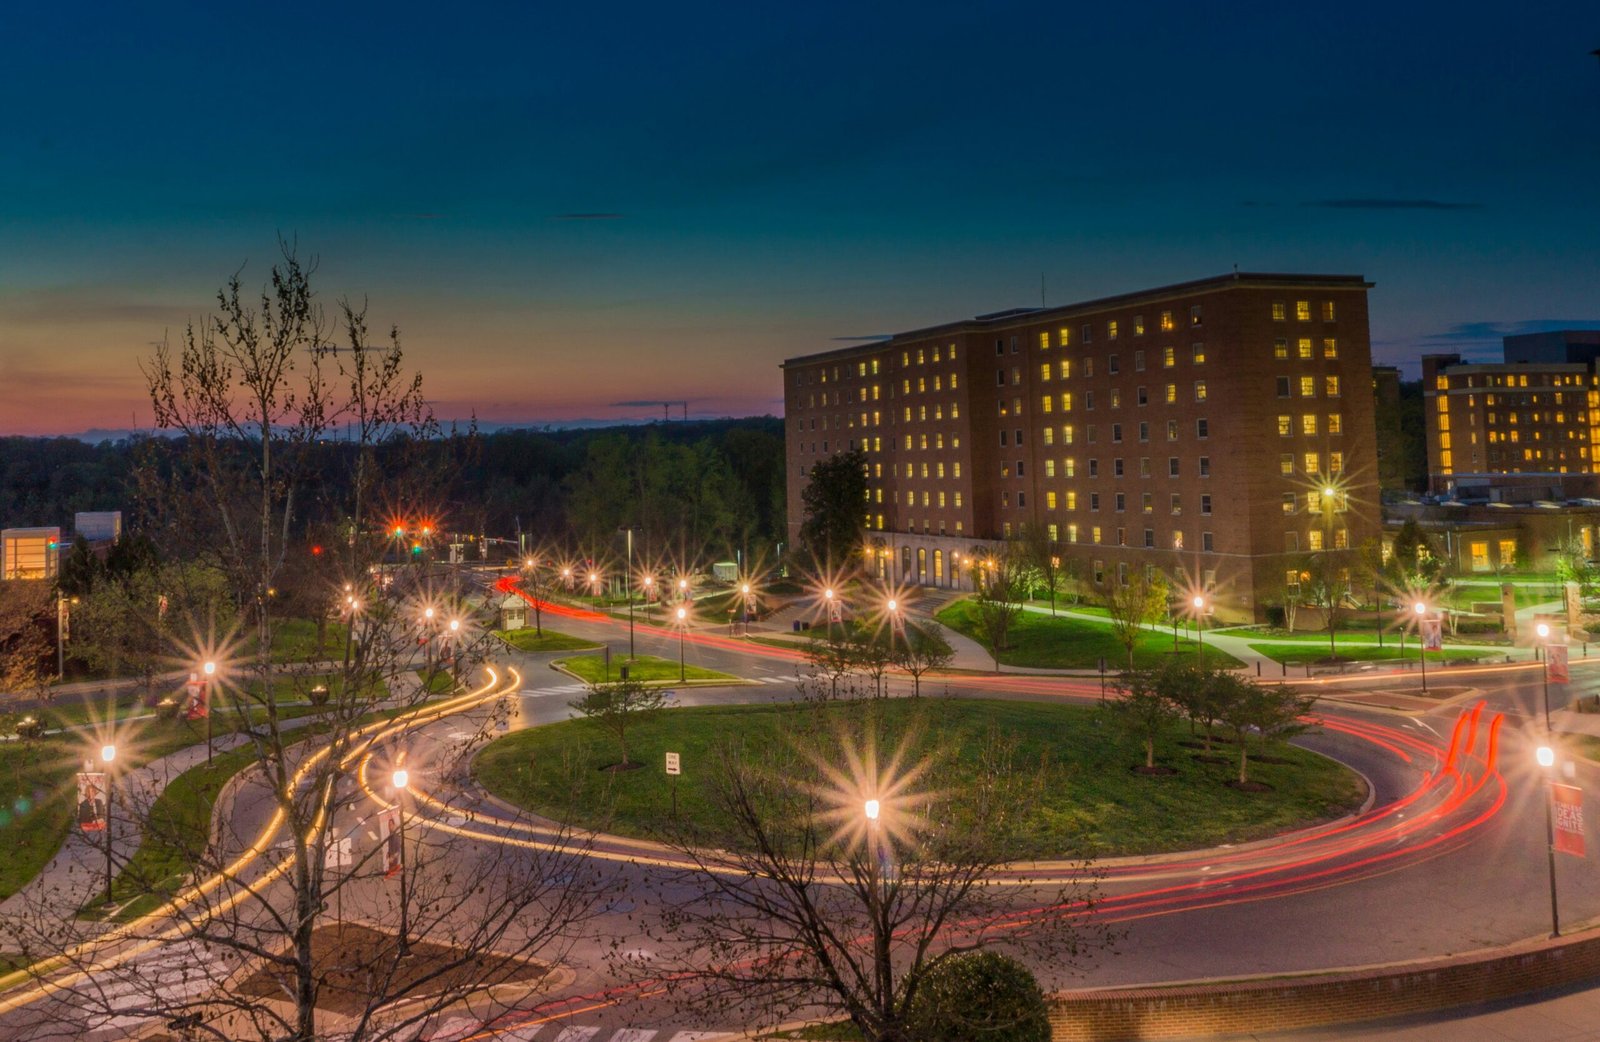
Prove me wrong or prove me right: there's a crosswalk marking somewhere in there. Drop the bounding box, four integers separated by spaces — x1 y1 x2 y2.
550 1027 601 1042
666 1033 727 1041
609 1031 657 1042
492 1025 545 1041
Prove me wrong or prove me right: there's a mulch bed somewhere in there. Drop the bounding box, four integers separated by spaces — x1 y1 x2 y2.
234 922 552 1017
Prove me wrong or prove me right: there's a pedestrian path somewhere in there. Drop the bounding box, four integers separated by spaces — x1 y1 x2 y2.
421 1023 728 1042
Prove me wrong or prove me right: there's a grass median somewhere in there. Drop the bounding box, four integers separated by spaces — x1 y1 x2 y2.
554 654 739 685
494 628 602 653
937 600 1242 670
475 698 1364 859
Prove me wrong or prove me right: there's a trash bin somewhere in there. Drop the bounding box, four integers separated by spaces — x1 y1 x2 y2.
793 620 801 632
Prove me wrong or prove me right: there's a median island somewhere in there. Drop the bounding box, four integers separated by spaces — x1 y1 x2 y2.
474 698 1365 859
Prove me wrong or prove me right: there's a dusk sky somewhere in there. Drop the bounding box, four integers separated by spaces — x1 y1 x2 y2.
2 2 1597 437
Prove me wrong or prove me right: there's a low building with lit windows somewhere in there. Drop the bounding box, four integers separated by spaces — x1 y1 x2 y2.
1423 331 1600 500
782 272 1381 622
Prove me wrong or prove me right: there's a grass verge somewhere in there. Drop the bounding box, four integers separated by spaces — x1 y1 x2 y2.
554 654 738 685
1247 643 1492 666
494 628 602 653
937 600 1242 670
475 699 1364 859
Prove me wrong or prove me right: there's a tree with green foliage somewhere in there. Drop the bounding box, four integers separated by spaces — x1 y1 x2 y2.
798 449 868 570
971 551 1027 672
905 951 1052 1042
1105 569 1169 669
1219 685 1318 786
1161 660 1244 753
893 624 955 697
1017 522 1062 615
569 676 669 768
1300 551 1356 658
1111 668 1180 770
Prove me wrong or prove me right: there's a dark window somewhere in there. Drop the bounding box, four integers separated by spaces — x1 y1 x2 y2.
1199 456 1211 477
1276 376 1292 398
1196 418 1209 438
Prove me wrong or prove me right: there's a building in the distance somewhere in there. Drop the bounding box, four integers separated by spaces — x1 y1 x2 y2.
1 527 61 581
1423 331 1600 501
782 272 1381 621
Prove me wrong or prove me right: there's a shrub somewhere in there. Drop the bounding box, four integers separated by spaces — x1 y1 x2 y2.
905 951 1050 1042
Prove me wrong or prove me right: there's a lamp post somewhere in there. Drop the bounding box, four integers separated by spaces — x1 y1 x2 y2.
203 659 217 765
1191 595 1207 658
740 582 752 636
625 529 636 658
675 606 688 682
642 575 655 623
100 743 115 906
447 618 461 682
1536 744 1561 937
422 606 436 671
392 767 410 954
524 557 543 636
1413 600 1429 693
1536 622 1554 732
824 587 836 636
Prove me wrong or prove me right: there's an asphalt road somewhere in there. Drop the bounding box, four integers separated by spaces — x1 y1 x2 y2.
4 596 1599 1041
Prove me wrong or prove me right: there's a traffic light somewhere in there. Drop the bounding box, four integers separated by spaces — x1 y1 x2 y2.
411 544 423 556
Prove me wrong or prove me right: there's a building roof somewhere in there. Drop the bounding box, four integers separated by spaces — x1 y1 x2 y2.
782 271 1372 367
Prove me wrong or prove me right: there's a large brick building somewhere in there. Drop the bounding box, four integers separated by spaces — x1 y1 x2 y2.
1423 331 1600 500
782 272 1382 621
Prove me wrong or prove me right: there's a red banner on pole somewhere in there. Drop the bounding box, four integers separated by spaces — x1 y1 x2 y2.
1547 643 1570 684
184 676 209 720
1420 617 1443 652
76 773 107 832
1552 783 1585 857
380 806 403 877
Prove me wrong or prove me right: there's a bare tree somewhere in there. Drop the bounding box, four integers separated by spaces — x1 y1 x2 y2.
1018 523 1062 616
0 248 615 1042
569 675 669 768
631 703 1113 1042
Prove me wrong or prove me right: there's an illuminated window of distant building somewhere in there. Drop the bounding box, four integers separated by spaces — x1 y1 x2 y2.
1191 342 1206 364
1160 310 1175 331
1326 375 1341 397
1322 301 1337 321
1066 490 1077 510
1194 381 1207 402
1108 320 1120 340
1304 451 1320 473
1278 414 1292 437
1272 301 1287 321
1275 338 1289 360
1280 453 1294 475
1323 338 1338 359
1300 375 1316 397
1163 346 1176 367
1329 451 1344 473
1064 457 1076 478
1301 414 1317 436
1168 419 1180 441
1296 300 1311 321
1308 529 1324 551
1039 331 1050 350
1328 413 1343 434
1043 427 1055 446
1068 523 1079 542
1046 491 1058 510
1133 315 1145 335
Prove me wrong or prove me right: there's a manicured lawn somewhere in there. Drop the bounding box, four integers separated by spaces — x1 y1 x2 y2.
474 699 1365 859
1246 643 1493 666
554 654 738 685
417 669 458 694
493 628 601 653
268 618 352 663
937 600 1242 670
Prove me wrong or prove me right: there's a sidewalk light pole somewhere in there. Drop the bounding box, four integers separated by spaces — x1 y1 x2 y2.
1191 595 1207 658
202 659 217 765
1536 744 1560 937
392 767 410 954
675 606 688 682
625 529 636 658
1413 600 1428 693
100 743 116 906
1536 621 1553 732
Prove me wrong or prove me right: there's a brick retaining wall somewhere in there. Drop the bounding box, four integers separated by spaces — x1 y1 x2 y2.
1049 928 1600 1040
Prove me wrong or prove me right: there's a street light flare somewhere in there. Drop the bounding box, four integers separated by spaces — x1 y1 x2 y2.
1537 746 1555 768
864 799 880 821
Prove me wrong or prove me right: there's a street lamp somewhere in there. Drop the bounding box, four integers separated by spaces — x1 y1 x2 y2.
1536 744 1561 937
740 582 753 636
202 659 217 765
1536 622 1554 732
675 605 688 682
100 743 116 906
1413 600 1429 693
392 767 410 954
1191 594 1207 658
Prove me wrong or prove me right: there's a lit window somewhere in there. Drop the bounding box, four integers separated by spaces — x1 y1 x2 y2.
1064 457 1076 478
1272 302 1286 321
1322 301 1336 321
1194 381 1207 402
1329 451 1343 474
1280 453 1294 475
1328 413 1343 434
1191 342 1205 364
1274 339 1289 360
1298 338 1314 360
1296 300 1311 321
1039 331 1050 350
1282 493 1297 514
1163 346 1175 367
1160 310 1175 331
1040 363 1052 382
1108 320 1119 340
1173 530 1184 549
1304 451 1320 473
1308 529 1324 551
1165 383 1177 404
1278 415 1292 437
1326 375 1341 397
1168 419 1179 441
1134 315 1145 335
1323 338 1338 359
1300 375 1316 397
1301 414 1317 436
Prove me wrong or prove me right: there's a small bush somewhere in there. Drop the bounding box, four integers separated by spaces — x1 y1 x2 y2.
905 951 1050 1042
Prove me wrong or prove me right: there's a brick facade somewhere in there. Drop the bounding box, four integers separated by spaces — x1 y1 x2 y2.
782 273 1381 622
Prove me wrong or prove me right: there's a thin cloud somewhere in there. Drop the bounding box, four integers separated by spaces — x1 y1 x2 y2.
553 212 623 221
1304 198 1483 211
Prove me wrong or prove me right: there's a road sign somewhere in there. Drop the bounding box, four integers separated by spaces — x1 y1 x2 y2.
1552 783 1585 857
665 752 681 776
324 836 353 868
1548 643 1570 684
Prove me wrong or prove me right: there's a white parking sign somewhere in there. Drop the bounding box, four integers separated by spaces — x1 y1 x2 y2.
665 752 681 776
